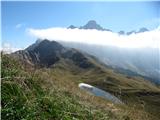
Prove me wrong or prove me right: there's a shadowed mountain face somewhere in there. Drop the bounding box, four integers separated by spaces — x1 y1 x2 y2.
118 31 125 35
137 27 149 33
68 25 77 29
80 20 106 31
126 30 136 35
12 39 95 68
27 40 65 67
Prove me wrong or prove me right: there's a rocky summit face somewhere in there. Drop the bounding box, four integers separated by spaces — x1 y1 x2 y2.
118 31 125 35
68 25 77 29
12 39 95 68
137 27 149 33
126 30 136 35
80 20 105 30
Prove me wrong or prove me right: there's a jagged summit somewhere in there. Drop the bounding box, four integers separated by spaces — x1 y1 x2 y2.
68 20 150 34
68 25 77 29
118 31 125 35
68 20 111 31
126 27 149 35
13 39 95 68
80 20 104 30
126 30 136 35
137 27 149 33
80 20 112 31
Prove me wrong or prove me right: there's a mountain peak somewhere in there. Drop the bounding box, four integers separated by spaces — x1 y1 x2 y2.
80 20 105 31
68 20 112 31
67 20 149 34
26 39 64 51
25 39 65 67
126 30 136 35
137 27 149 33
31 39 65 53
118 31 125 35
14 39 95 68
68 25 77 29
86 20 98 25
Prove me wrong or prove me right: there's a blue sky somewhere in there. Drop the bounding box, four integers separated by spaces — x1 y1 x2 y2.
1 1 160 49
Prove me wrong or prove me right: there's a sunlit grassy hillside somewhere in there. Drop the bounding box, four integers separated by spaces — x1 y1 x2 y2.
1 53 160 120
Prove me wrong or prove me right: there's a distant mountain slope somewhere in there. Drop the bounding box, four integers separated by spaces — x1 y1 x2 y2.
61 42 160 84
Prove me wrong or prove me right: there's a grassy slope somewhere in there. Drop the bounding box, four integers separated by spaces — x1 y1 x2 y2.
1 54 119 120
50 57 160 120
2 54 160 120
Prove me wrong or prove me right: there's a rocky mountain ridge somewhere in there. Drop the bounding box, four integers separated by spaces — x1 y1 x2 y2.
68 20 149 35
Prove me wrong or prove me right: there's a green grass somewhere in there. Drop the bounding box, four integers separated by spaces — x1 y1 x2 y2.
2 54 160 120
1 54 116 120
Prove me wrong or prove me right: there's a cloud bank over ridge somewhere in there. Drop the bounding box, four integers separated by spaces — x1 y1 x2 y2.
28 27 160 48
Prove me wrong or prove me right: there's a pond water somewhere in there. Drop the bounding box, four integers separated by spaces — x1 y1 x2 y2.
79 83 123 104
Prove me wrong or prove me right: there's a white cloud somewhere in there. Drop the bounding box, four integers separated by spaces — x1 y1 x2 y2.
28 27 160 48
1 43 22 54
15 23 24 29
